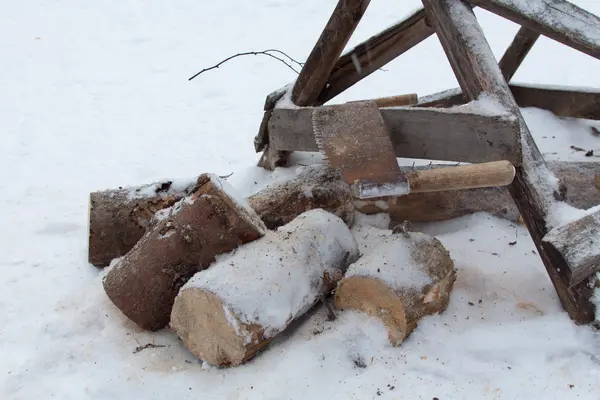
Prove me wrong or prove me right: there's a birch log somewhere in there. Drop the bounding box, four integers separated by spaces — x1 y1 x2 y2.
170 209 360 366
335 226 456 346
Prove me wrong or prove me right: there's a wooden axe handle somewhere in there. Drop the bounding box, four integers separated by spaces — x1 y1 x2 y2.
406 161 515 193
372 94 418 108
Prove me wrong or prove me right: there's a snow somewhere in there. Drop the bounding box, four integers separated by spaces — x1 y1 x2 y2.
3 0 600 399
207 173 262 224
352 179 410 199
125 177 196 200
346 230 434 291
353 211 391 230
183 209 359 339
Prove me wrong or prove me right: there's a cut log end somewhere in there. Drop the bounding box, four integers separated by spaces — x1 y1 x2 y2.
170 288 268 367
335 232 456 346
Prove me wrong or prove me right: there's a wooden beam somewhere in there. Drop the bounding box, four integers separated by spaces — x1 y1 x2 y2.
291 0 371 106
316 8 435 105
418 84 600 120
510 84 600 120
422 0 596 324
267 106 520 163
474 0 600 60
543 209 600 287
499 26 540 82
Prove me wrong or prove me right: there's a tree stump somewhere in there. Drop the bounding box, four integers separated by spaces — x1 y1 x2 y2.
102 174 267 331
170 209 360 367
335 226 456 346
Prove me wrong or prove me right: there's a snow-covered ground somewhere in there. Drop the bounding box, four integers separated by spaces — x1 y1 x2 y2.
2 0 600 398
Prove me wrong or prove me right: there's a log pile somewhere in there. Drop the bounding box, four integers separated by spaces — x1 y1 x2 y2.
89 160 600 366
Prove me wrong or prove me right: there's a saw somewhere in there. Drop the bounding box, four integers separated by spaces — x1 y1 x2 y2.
312 100 515 199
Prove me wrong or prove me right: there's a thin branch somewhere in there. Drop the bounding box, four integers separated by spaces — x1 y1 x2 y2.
262 48 304 68
189 50 301 81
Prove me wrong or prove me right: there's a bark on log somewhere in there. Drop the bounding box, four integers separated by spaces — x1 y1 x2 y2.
88 179 197 267
89 162 600 267
170 209 360 366
88 165 355 267
335 226 456 346
248 164 354 229
102 174 267 331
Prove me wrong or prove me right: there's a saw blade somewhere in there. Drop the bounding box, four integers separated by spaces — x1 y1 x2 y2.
312 100 409 198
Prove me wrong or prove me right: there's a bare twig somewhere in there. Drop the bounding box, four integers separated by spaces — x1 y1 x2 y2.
133 343 166 354
189 49 302 81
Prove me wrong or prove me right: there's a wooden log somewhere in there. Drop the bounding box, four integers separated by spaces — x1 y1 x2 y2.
102 174 267 331
543 208 600 287
267 106 521 164
248 164 354 229
88 178 196 267
317 8 435 104
418 84 600 120
422 0 596 324
291 0 370 106
89 162 600 267
474 0 600 61
357 161 600 224
170 209 360 366
335 226 456 346
498 26 540 82
88 165 355 267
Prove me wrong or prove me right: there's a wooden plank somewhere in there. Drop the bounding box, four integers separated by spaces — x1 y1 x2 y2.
422 0 596 324
316 8 435 105
499 26 540 81
418 84 600 120
474 0 600 60
267 106 520 163
543 209 600 287
510 84 600 120
291 0 371 106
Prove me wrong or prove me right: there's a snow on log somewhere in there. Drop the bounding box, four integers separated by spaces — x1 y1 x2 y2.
542 207 600 287
88 178 196 267
88 165 354 267
247 164 354 229
89 162 600 267
170 209 360 367
335 225 456 346
102 174 267 331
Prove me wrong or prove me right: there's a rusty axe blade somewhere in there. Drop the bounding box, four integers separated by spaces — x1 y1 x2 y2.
312 100 410 199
